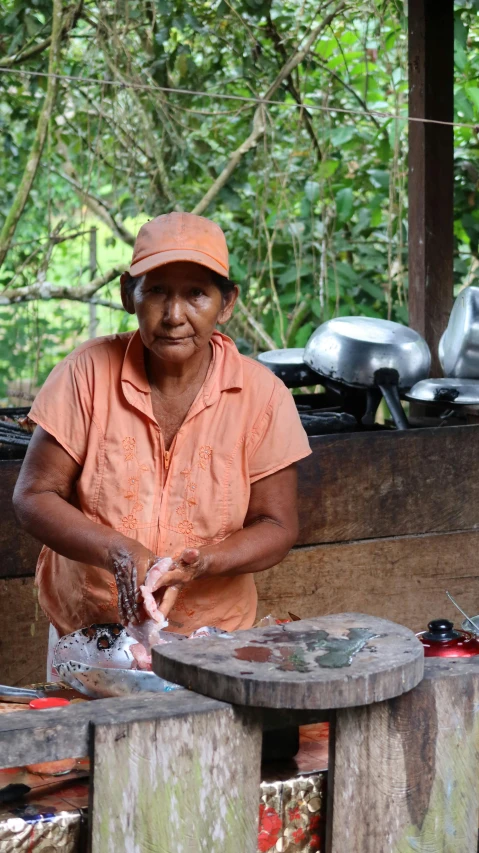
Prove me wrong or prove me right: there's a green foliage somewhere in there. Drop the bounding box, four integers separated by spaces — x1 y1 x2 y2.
0 0 478 398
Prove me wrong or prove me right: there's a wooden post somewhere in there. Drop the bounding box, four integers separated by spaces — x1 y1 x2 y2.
408 0 454 375
90 699 262 853
329 657 479 853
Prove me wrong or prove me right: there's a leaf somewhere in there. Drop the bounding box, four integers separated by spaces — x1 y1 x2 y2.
466 86 479 111
335 187 353 222
368 169 389 190
455 43 467 72
318 160 339 180
330 126 356 147
305 180 320 202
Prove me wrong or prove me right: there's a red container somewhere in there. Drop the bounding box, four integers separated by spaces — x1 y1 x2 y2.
417 618 479 658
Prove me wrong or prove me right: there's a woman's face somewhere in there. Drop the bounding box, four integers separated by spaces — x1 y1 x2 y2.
121 261 237 364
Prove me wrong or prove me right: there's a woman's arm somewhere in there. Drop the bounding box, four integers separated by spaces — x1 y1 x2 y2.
147 464 299 608
13 427 157 622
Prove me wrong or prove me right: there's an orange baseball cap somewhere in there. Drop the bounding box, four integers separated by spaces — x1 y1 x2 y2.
129 212 229 278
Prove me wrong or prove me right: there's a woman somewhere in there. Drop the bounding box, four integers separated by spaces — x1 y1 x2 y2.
13 212 311 667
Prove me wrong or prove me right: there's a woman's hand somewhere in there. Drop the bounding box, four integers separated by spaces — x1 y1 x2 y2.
109 540 158 625
147 548 207 617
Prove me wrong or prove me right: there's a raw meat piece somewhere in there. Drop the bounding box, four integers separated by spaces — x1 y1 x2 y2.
130 642 152 671
139 586 167 625
145 557 173 591
139 557 173 623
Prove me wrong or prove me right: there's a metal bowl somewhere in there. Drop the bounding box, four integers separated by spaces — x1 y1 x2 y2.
53 623 183 698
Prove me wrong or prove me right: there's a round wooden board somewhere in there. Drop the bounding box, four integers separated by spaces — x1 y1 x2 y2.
152 613 424 710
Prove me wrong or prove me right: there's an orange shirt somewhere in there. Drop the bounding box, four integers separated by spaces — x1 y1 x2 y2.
29 330 311 636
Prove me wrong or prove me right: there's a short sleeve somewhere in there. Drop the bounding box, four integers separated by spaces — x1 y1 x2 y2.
248 380 311 484
29 354 93 466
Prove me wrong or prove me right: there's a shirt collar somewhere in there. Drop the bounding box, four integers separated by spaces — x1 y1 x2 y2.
121 329 243 405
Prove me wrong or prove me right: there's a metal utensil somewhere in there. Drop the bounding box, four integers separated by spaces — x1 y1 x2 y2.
304 317 431 430
257 348 321 388
406 378 479 407
445 591 479 632
0 685 43 704
439 286 479 378
0 684 83 703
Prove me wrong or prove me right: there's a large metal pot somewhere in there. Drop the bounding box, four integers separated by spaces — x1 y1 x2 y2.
304 317 431 430
439 286 479 378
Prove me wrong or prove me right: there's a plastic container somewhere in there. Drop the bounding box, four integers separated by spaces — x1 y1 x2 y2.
26 697 76 776
416 618 479 658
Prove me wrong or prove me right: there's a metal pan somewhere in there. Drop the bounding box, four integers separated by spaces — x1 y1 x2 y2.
439 286 479 378
257 348 321 388
53 623 184 698
406 377 479 407
304 317 431 430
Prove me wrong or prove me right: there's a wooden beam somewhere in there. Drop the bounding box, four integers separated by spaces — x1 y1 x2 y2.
90 704 262 853
329 656 479 852
408 0 454 374
0 690 228 769
255 529 479 633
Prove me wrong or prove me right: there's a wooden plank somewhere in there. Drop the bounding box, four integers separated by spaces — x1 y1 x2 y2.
329 656 479 852
408 0 454 374
90 704 262 853
297 425 479 546
255 529 479 633
4 425 479 571
153 615 424 710
0 689 228 769
0 576 49 686
0 460 41 579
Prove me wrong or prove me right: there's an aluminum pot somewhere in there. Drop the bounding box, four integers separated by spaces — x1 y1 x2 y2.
257 348 320 388
439 286 479 377
304 317 431 389
304 317 431 430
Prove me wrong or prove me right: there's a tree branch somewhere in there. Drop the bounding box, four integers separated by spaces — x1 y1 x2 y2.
99 43 178 208
315 56 381 130
52 165 135 247
191 1 347 215
266 17 322 161
236 297 277 350
0 267 122 305
0 0 65 269
0 1 83 69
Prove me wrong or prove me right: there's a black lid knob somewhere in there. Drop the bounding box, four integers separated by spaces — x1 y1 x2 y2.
423 618 459 642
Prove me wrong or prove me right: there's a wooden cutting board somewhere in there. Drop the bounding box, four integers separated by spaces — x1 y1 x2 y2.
152 613 424 710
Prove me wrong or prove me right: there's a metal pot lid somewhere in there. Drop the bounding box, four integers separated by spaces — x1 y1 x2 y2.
406 377 479 406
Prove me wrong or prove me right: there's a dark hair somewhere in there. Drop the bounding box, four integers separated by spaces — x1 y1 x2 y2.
123 269 236 298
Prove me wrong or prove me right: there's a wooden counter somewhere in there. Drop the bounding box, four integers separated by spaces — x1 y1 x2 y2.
1 423 479 684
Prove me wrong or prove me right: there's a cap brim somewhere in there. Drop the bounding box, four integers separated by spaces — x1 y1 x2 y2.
129 249 229 278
